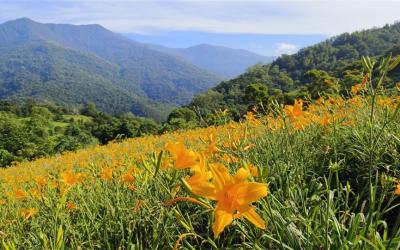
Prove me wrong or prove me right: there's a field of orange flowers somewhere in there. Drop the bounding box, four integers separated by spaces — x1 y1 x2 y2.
1 59 400 248
1 91 399 249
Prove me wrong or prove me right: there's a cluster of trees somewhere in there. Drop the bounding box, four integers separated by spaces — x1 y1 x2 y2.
0 100 164 167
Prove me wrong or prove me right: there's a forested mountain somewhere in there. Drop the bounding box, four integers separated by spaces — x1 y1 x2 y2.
147 43 274 78
0 42 168 117
0 18 222 120
183 22 400 120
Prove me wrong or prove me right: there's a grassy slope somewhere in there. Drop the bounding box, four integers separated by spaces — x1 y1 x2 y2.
0 93 399 249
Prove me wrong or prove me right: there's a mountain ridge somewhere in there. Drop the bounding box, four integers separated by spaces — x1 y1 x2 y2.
0 18 224 120
144 42 274 78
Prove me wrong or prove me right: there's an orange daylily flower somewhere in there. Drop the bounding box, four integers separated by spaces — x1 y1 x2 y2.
378 98 392 107
244 111 256 121
395 183 400 196
316 114 332 126
227 122 238 129
66 201 77 211
60 172 85 187
121 171 135 183
351 83 365 95
20 207 38 220
28 188 41 199
166 142 198 169
284 99 304 118
187 154 214 198
15 189 27 200
206 134 221 156
100 167 113 181
35 176 48 188
193 164 268 238
247 164 258 177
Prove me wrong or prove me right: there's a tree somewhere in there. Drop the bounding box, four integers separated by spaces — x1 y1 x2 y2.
81 103 99 117
245 83 269 104
167 107 197 123
305 70 340 99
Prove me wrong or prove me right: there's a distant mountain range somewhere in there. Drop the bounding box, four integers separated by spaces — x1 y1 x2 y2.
0 18 267 121
144 43 274 78
0 18 273 120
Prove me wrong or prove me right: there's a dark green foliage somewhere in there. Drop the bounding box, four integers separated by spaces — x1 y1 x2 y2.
305 69 340 99
162 107 199 131
245 83 269 104
0 111 57 166
0 101 163 167
55 122 97 152
167 107 197 124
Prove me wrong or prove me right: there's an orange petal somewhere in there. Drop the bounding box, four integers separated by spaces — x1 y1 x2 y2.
234 182 268 205
210 163 232 191
234 168 250 182
395 184 400 196
190 181 217 200
213 207 234 238
241 206 266 229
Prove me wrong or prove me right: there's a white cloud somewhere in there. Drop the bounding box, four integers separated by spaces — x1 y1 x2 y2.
275 43 299 55
0 1 400 35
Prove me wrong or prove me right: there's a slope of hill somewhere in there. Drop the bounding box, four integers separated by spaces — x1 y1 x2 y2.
147 43 274 78
0 18 223 120
1 91 399 248
186 22 400 118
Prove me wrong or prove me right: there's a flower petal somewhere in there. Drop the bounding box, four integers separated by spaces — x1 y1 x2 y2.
234 182 268 205
213 207 234 238
210 163 232 191
241 206 266 229
190 181 217 200
234 168 250 182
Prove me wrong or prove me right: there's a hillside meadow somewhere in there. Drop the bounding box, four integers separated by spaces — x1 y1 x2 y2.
0 76 399 249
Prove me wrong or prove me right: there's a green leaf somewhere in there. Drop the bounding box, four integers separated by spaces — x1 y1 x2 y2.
388 56 400 71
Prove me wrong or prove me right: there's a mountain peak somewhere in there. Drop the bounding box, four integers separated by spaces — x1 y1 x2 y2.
2 18 107 31
4 17 37 25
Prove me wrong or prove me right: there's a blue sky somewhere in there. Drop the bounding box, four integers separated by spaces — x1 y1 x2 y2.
1 1 399 55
